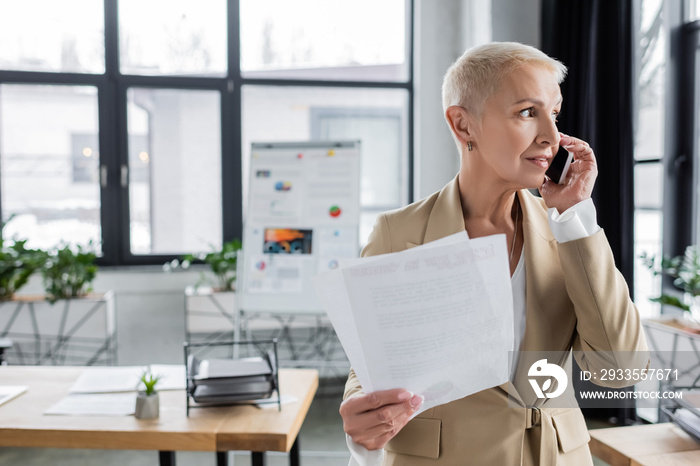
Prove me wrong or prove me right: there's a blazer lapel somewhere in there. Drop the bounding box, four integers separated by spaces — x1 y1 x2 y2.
493 190 556 400
423 175 467 244
511 191 578 405
518 190 575 354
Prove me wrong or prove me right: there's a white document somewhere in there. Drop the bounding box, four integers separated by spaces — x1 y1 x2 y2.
69 366 143 393
0 385 27 406
149 365 187 390
323 233 476 393
314 269 372 390
69 365 186 393
45 393 136 416
256 394 299 409
195 357 270 379
313 233 514 414
337 231 471 269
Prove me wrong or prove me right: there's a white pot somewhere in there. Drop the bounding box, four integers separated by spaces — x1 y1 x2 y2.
689 294 700 323
185 287 236 334
0 292 116 365
0 292 115 337
134 392 159 419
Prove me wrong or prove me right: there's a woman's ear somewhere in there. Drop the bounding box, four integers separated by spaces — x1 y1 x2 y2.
445 106 475 148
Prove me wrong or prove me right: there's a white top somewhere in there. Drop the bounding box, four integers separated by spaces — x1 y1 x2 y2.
511 250 527 354
347 199 601 466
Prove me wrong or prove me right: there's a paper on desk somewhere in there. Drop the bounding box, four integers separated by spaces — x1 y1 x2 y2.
69 365 186 393
45 393 136 416
150 365 187 390
0 385 27 406
255 394 298 409
313 233 514 414
69 366 143 393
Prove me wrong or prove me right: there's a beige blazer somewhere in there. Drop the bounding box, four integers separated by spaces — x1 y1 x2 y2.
344 176 648 466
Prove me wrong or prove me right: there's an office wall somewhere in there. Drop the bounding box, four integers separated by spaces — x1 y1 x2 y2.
413 0 541 198
491 0 541 47
18 1 543 366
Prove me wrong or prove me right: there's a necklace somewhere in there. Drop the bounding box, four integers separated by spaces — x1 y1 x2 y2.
510 198 519 265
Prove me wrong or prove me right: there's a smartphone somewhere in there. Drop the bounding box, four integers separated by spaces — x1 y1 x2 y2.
545 146 574 184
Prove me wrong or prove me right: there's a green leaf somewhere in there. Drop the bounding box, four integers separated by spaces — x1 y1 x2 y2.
0 235 48 300
140 370 163 396
41 243 98 302
641 245 700 298
649 295 690 311
168 238 242 292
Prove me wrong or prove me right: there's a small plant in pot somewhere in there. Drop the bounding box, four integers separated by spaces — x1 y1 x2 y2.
135 370 162 419
164 239 242 292
641 245 700 321
42 243 98 304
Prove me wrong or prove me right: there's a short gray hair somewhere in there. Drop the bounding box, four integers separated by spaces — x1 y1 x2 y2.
442 42 567 118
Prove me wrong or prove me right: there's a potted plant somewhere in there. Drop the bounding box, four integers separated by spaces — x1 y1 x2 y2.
641 245 700 321
0 237 47 301
0 238 113 365
135 370 162 419
42 242 98 304
165 238 243 292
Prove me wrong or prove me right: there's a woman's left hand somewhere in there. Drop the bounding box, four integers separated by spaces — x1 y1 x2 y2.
539 133 598 213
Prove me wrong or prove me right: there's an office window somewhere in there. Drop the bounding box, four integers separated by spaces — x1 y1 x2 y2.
312 109 404 209
127 88 222 254
633 0 666 317
242 86 409 244
633 164 664 318
240 0 408 82
0 1 413 265
118 0 227 76
0 1 104 74
689 22 700 246
0 84 101 251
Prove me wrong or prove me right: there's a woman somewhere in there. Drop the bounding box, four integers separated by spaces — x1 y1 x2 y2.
340 42 647 466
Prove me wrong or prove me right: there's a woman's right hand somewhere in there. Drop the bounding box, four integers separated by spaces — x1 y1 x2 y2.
339 389 424 450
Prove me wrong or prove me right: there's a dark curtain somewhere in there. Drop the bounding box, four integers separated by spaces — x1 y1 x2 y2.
541 0 637 424
541 0 635 290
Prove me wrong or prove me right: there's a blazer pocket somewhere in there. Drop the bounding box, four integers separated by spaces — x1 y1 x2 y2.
551 408 591 454
385 418 441 459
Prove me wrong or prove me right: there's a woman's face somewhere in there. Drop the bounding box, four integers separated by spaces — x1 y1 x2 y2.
472 64 562 189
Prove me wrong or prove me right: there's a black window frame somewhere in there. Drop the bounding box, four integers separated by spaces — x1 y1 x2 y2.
0 0 415 266
671 18 700 251
663 1 697 255
657 0 699 297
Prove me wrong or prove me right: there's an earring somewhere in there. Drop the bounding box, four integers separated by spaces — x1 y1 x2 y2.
467 141 473 151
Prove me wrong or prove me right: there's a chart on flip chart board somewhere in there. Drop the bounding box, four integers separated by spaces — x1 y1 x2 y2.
238 141 361 313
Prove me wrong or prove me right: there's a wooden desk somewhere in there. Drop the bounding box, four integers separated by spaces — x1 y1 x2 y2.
0 366 318 466
590 423 700 466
